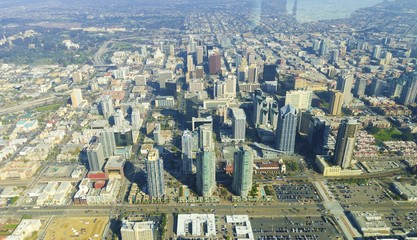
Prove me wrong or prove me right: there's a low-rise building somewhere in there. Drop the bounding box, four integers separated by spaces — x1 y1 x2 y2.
120 220 154 240
176 214 216 238
351 211 390 237
6 219 41 240
315 155 362 177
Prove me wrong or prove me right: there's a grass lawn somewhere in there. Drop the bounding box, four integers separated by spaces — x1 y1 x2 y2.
373 128 403 142
34 103 62 112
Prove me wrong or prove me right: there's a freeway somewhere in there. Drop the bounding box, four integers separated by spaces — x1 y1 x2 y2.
0 96 61 116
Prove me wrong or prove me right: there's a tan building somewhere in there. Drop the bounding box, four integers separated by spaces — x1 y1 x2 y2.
70 88 83 108
329 91 343 116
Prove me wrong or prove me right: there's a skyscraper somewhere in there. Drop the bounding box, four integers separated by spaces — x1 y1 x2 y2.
353 78 367 98
196 148 216 197
232 147 253 197
329 91 343 116
146 148 165 198
372 45 382 59
98 128 116 159
87 143 105 172
231 108 246 142
131 108 141 130
308 116 331 155
196 46 204 65
369 78 384 97
333 119 359 169
199 124 214 150
209 51 221 75
187 54 195 72
70 88 83 108
399 74 417 105
99 95 114 120
285 90 312 110
263 64 277 82
114 109 125 127
336 72 354 105
181 130 193 174
275 104 297 154
248 64 258 83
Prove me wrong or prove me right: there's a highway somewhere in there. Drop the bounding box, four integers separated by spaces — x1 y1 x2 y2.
0 96 61 116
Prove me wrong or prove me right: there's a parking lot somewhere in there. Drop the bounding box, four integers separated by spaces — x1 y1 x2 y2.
251 216 342 240
385 210 417 232
326 180 391 207
273 184 321 203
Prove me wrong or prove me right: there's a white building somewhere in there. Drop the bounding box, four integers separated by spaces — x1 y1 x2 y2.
121 221 154 240
285 90 312 110
226 215 254 240
6 219 41 240
176 214 216 237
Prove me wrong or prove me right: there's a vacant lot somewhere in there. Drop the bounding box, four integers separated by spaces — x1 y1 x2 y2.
44 217 108 240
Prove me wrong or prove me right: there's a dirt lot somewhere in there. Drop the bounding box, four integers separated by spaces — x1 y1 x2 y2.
44 217 108 240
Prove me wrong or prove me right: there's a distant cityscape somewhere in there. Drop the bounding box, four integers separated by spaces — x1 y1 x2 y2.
1 0 417 239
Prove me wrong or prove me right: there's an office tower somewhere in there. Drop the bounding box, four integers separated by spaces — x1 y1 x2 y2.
121 221 154 240
187 54 195 72
235 54 242 68
248 64 258 83
99 95 114 120
285 90 312 110
114 109 125 127
253 89 265 125
98 128 116 159
213 80 226 99
333 119 359 169
195 66 204 78
384 52 392 65
319 40 328 56
247 52 255 65
298 110 312 135
370 78 385 97
340 45 347 58
389 78 405 98
196 148 216 197
329 91 343 116
232 147 253 197
237 66 246 82
158 41 164 53
275 104 297 154
70 88 83 108
181 130 193 174
308 116 331 155
399 74 417 105
231 108 246 142
198 124 214 150
263 64 277 82
292 0 298 16
169 43 175 57
196 46 204 65
336 72 354 105
131 108 141 130
330 50 339 63
269 100 279 129
372 45 382 59
313 40 321 52
146 148 165 198
353 78 367 98
87 143 105 172
225 76 237 97
158 70 173 90
209 52 221 75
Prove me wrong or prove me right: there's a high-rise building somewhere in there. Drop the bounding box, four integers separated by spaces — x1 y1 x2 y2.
131 108 141 130
319 40 328 56
235 54 242 68
158 70 173 90
70 88 83 108
209 51 221 75
181 130 193 174
285 90 312 110
146 148 165 198
263 64 277 82
187 54 195 72
275 104 297 154
225 76 237 97
72 71 83 83
232 147 253 197
231 108 246 142
369 78 384 97
121 221 154 240
114 109 125 127
99 95 114 120
389 78 405 98
372 45 382 59
336 72 354 105
198 124 213 150
253 90 279 128
329 91 344 116
213 79 226 99
87 143 105 172
169 43 175 57
98 128 116 159
248 64 258 83
308 116 331 155
196 148 216 197
333 119 359 169
399 74 417 105
196 46 204 65
353 78 367 98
